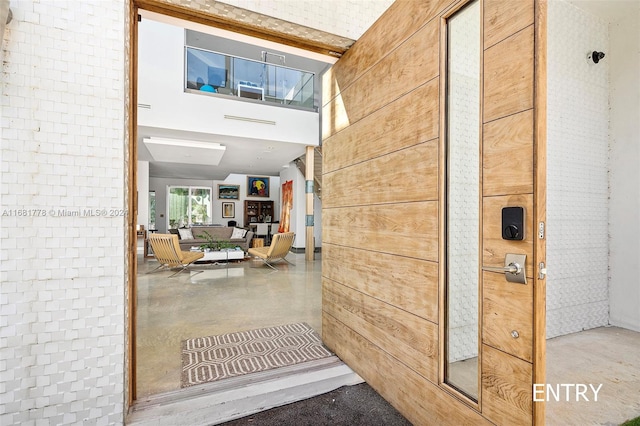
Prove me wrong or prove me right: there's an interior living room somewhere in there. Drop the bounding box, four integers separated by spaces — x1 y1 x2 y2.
133 10 343 399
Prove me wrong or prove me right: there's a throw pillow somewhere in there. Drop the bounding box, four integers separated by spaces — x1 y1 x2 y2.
230 227 247 239
178 228 194 240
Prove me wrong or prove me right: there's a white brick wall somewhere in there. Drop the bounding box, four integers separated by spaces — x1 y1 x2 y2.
1 1 126 424
546 0 610 338
221 0 394 40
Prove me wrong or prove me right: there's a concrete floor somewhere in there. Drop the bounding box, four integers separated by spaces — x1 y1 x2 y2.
136 253 640 425
136 252 322 397
546 326 640 425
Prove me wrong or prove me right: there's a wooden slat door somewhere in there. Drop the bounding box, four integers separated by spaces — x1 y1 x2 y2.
321 0 546 424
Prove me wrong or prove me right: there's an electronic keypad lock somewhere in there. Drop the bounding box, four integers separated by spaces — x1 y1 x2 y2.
502 207 525 241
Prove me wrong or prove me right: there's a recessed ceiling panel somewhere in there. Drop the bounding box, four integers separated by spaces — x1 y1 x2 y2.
143 137 226 166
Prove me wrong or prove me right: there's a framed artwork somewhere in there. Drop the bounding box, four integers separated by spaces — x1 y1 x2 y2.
222 202 235 218
247 176 270 197
218 184 240 200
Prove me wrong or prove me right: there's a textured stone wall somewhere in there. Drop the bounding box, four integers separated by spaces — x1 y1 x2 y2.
1 1 127 423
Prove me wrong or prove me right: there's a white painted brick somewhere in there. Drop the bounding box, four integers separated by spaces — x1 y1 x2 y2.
547 0 610 338
222 0 393 40
1 0 126 423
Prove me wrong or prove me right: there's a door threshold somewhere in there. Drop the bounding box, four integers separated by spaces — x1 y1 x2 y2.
126 356 363 425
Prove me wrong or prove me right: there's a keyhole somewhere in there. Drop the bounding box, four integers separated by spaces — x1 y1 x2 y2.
505 225 520 239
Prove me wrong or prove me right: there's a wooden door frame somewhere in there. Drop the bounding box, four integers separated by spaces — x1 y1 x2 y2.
126 0 138 407
533 0 547 424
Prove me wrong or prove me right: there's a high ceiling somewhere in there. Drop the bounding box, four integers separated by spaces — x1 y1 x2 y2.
138 126 307 180
139 0 630 181
137 4 391 181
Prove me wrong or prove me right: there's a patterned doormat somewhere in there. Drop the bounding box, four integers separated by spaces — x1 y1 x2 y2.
181 322 333 388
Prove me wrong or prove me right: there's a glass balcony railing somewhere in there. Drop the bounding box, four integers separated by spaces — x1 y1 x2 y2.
185 46 316 110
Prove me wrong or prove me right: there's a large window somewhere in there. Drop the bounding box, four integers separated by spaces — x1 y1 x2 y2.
167 186 212 228
149 190 156 230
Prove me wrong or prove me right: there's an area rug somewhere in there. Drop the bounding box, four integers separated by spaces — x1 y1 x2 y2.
181 322 333 388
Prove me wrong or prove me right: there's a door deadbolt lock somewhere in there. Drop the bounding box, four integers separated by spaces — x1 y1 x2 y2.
482 253 527 284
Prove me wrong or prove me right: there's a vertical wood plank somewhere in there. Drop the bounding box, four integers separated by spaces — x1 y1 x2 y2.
128 0 138 405
533 1 548 424
483 110 534 196
483 272 533 362
482 344 533 425
484 25 534 123
484 0 534 49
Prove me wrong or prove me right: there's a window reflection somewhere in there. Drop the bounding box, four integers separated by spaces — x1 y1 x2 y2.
445 0 481 401
184 47 315 109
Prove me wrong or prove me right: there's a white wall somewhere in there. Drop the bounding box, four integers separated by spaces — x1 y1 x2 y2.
608 12 640 332
149 174 280 232
137 161 149 228
137 18 319 147
280 165 306 249
0 1 125 424
137 161 149 253
278 163 322 251
546 0 610 338
220 0 393 40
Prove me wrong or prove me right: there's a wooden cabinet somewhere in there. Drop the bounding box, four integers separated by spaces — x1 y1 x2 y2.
244 200 274 225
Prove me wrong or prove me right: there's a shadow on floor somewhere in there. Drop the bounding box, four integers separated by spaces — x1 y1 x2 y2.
220 383 412 426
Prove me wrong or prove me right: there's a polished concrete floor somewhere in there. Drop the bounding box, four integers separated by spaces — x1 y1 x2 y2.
136 254 640 424
136 252 322 398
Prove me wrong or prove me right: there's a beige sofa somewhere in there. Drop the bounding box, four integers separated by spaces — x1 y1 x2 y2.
170 226 254 252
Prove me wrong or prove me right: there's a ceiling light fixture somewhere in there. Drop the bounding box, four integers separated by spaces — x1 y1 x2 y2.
224 115 276 125
143 137 225 151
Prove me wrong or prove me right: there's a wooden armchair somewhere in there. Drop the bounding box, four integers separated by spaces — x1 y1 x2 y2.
248 232 295 270
147 233 204 277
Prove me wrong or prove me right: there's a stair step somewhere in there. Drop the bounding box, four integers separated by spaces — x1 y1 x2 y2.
127 356 363 425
